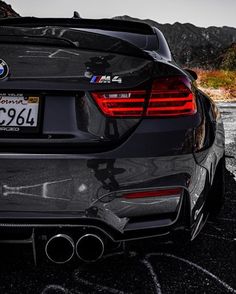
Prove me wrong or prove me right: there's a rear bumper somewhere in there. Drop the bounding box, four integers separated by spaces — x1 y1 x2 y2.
0 152 208 242
0 190 191 243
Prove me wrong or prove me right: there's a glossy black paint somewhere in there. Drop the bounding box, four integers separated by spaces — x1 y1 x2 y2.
0 18 225 246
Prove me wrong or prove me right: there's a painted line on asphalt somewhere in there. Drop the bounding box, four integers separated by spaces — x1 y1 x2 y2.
142 258 162 294
41 284 70 294
202 233 234 242
75 277 126 294
146 253 236 293
217 218 236 222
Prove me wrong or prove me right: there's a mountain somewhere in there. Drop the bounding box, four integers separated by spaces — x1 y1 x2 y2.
218 43 236 70
0 3 235 69
0 0 19 17
114 16 236 69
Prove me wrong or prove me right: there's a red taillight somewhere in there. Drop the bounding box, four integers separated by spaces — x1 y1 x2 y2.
91 90 147 117
146 76 197 117
91 76 196 117
123 188 182 199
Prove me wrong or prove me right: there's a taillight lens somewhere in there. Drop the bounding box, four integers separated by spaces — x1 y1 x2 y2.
146 76 197 117
91 90 147 117
91 76 196 117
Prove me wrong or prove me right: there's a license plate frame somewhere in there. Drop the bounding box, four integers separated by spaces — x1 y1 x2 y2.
0 93 42 135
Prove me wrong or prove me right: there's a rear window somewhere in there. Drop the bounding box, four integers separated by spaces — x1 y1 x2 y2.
77 28 159 51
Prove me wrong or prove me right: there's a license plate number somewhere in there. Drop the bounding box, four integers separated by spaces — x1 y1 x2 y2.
0 94 39 128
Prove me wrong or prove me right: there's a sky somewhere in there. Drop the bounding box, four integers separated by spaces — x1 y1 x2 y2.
5 0 236 28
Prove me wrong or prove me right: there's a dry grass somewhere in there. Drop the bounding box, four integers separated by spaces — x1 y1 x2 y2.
192 69 236 102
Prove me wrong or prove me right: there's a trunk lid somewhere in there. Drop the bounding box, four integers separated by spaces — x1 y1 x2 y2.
0 25 154 152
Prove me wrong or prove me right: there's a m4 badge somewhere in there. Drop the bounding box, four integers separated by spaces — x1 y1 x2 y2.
90 75 122 84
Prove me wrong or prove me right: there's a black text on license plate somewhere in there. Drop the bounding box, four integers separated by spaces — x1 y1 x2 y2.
0 94 40 130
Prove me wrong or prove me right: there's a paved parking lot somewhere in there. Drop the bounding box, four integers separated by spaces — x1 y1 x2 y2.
0 103 235 294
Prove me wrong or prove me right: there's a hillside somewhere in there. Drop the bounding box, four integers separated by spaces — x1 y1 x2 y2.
0 0 19 17
114 16 236 69
218 43 236 70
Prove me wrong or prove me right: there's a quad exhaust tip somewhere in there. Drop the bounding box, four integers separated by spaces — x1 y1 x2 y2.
45 234 75 264
76 234 105 262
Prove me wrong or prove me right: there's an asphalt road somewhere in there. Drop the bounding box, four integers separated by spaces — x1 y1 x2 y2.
0 103 235 294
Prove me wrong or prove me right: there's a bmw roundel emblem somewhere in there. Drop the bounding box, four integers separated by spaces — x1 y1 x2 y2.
0 59 9 80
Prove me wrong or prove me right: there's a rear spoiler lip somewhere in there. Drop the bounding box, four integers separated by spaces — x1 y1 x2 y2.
0 20 154 61
0 17 155 35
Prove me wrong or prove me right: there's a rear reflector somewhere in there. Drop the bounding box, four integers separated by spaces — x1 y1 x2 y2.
91 76 197 117
123 188 183 199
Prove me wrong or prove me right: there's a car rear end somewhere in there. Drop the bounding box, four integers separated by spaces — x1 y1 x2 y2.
0 18 210 263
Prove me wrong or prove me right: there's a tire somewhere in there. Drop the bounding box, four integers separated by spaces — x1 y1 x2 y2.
207 155 225 216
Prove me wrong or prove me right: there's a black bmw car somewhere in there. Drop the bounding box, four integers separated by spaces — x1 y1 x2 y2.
0 17 225 264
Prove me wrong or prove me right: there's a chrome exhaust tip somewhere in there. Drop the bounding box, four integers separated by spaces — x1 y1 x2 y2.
76 234 104 262
45 234 75 264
